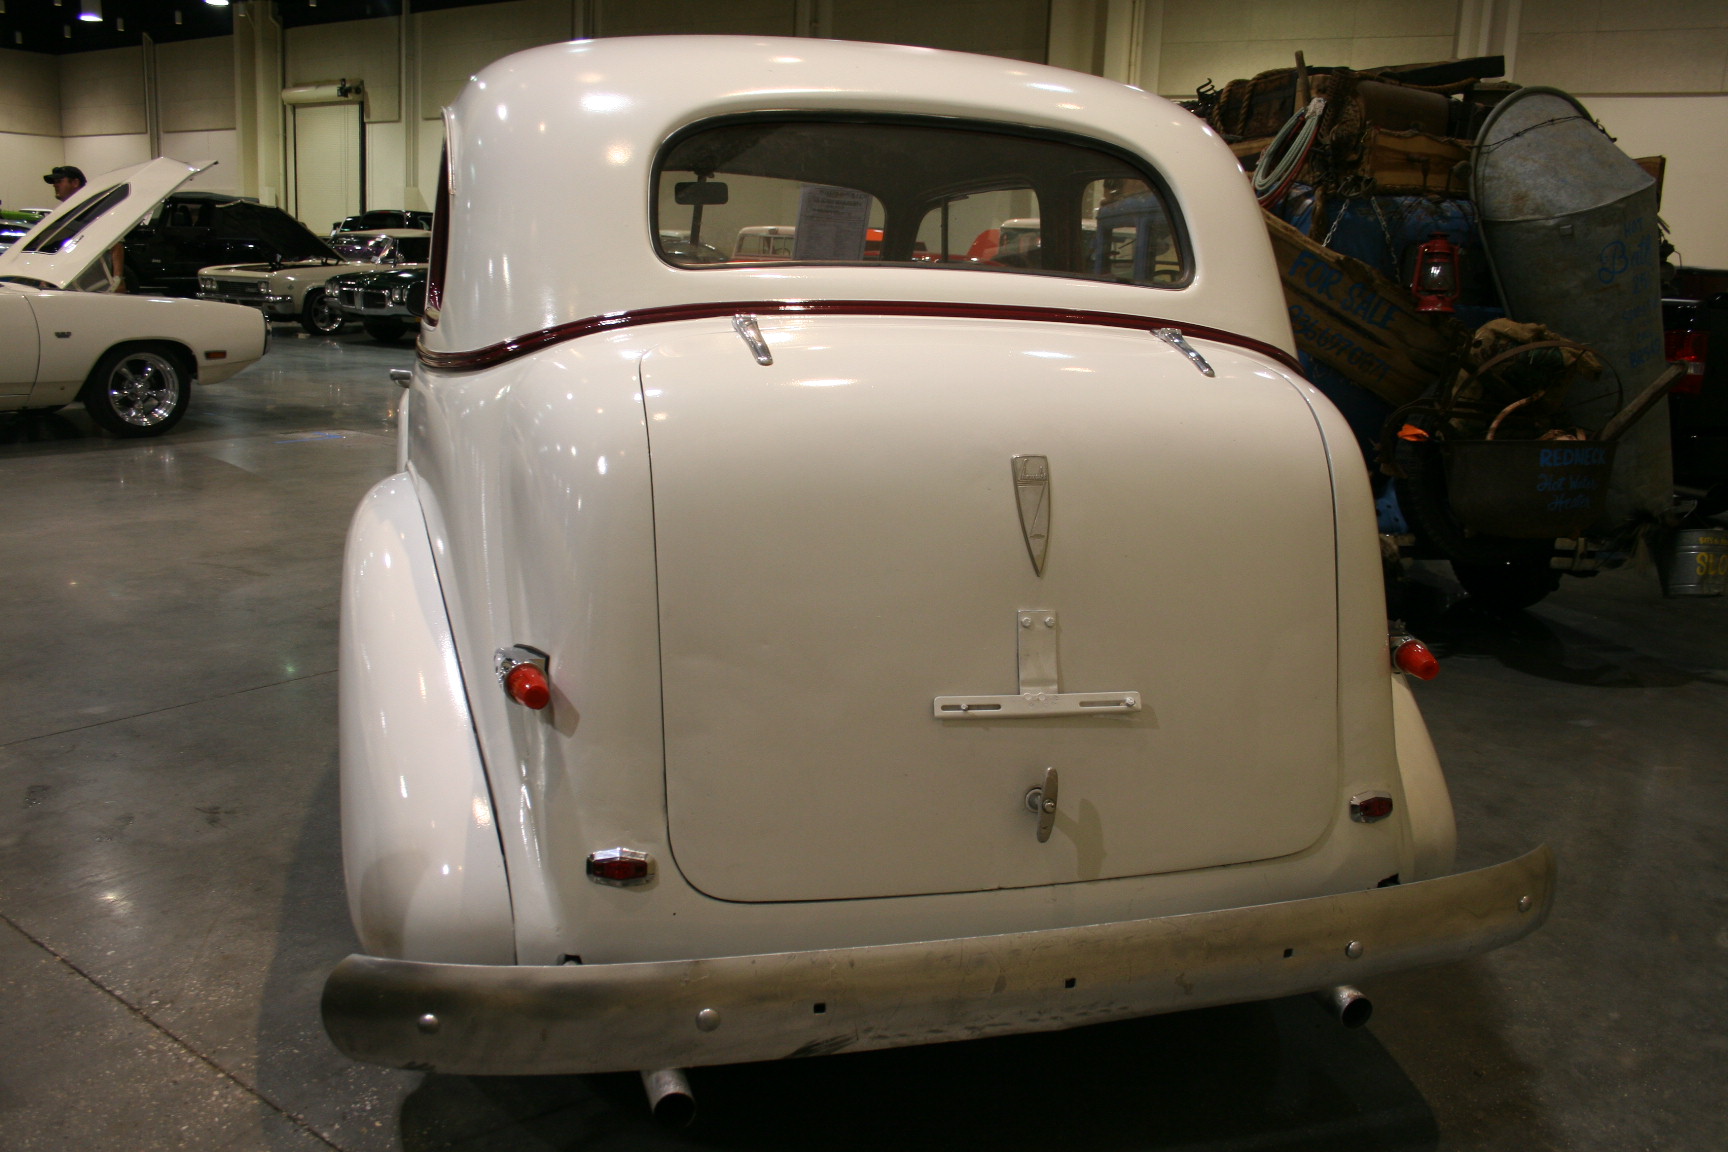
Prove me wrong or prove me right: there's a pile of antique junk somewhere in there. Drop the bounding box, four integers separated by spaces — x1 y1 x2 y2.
1188 54 1727 608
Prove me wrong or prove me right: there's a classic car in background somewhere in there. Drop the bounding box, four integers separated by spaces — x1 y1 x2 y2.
330 262 427 342
0 207 50 254
0 158 268 436
321 36 1554 1116
332 209 433 235
199 229 432 335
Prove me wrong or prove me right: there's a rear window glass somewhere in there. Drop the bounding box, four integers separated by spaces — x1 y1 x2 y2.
654 119 1186 287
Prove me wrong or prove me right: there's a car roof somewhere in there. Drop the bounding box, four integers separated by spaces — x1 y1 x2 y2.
428 35 1291 361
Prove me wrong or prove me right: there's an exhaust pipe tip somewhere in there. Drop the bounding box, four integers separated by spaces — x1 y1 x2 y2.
640 1067 696 1128
1315 984 1373 1028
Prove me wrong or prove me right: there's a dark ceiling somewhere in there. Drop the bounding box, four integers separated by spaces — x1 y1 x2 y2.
0 0 520 54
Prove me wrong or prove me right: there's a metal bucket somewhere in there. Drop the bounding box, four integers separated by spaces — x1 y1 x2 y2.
1442 439 1616 538
1657 528 1728 597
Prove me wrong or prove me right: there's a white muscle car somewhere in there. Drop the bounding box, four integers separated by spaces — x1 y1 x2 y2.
0 158 268 436
322 36 1553 1117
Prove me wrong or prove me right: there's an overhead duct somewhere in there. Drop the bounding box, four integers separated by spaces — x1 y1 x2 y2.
282 80 363 105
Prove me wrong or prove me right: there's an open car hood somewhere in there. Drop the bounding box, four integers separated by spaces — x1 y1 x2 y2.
201 201 339 263
0 157 196 289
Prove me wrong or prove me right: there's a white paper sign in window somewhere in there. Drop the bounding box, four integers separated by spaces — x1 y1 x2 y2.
793 185 873 261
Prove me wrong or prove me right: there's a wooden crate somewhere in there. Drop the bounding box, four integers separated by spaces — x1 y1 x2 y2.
1358 128 1470 195
1264 211 1470 408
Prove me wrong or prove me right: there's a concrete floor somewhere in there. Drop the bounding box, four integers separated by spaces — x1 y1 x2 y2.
0 330 1723 1151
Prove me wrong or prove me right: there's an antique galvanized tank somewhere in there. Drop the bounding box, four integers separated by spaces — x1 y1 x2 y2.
1472 86 1671 523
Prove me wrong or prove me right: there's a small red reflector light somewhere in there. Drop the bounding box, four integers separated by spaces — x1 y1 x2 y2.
203 350 228 360
504 663 551 709
1394 639 1439 680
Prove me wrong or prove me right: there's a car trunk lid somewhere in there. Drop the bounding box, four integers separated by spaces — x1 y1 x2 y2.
642 316 1341 903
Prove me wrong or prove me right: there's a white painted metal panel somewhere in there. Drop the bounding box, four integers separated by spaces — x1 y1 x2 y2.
644 317 1340 902
339 472 515 964
0 288 38 397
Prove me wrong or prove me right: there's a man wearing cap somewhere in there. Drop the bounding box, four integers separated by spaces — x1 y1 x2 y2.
41 165 127 290
44 165 86 202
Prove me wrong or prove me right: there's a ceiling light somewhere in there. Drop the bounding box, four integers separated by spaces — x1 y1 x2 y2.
204 0 230 6
116 16 124 30
174 9 183 23
79 0 102 22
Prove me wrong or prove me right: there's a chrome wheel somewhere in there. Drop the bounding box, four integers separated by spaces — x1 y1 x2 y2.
101 352 181 427
302 288 346 335
82 347 191 437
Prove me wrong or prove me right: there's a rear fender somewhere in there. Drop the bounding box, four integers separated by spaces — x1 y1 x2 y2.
1390 674 1457 880
339 473 515 963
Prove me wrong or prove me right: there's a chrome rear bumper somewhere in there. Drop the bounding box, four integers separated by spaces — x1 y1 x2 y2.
322 845 1553 1075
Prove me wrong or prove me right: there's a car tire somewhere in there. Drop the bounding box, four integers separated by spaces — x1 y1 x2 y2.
362 317 409 343
301 287 346 335
80 345 191 438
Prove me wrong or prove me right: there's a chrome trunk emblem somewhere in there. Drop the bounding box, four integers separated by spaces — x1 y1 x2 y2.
1012 455 1050 576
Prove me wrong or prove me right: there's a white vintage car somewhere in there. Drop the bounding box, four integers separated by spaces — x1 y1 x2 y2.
0 158 268 436
322 36 1553 1115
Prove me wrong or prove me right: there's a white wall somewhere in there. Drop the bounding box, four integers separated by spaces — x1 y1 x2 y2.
161 130 243 195
0 46 63 211
1588 95 1728 268
63 134 153 183
1153 0 1460 101
0 133 66 212
365 119 408 211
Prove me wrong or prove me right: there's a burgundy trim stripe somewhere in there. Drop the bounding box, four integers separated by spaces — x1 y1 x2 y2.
417 300 1305 376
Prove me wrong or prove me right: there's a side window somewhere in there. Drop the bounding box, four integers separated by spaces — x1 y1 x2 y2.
1087 178 1180 284
917 189 1038 266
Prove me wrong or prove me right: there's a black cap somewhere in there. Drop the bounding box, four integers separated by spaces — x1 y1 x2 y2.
44 166 86 184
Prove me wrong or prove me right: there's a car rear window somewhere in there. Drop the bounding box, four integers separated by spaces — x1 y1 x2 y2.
654 118 1187 287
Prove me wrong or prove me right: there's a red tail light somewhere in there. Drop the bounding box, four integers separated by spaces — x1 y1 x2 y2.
1666 328 1708 396
1350 792 1395 822
1393 638 1440 680
505 663 551 709
587 848 652 885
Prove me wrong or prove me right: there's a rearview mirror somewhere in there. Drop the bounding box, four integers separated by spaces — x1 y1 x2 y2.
675 181 730 206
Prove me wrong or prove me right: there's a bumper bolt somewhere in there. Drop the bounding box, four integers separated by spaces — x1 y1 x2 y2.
1344 940 1364 959
1518 895 1533 912
416 1013 441 1034
695 1008 721 1032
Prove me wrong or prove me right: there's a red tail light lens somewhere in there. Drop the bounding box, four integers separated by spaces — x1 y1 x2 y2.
586 848 652 885
504 663 551 709
1666 329 1708 396
1393 638 1440 680
1350 792 1396 822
